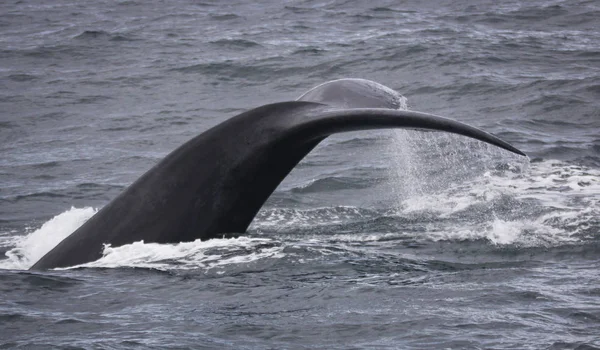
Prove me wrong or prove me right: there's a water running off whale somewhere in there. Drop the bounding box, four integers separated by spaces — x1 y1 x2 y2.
29 79 526 270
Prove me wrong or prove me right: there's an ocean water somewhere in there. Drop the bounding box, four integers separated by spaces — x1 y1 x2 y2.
1 0 599 349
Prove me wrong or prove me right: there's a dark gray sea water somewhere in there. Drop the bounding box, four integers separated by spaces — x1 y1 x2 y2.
1 0 599 348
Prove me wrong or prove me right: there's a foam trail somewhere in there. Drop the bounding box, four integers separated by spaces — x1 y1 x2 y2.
76 236 285 271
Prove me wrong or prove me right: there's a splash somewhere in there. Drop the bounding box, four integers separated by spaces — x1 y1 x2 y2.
388 141 598 246
0 207 97 270
381 88 598 246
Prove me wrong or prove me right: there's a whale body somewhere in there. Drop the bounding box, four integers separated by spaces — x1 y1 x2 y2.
30 79 525 269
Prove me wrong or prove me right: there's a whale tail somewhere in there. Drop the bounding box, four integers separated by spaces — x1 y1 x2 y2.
30 101 525 270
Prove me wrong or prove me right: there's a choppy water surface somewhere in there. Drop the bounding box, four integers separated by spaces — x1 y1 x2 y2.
1 0 599 348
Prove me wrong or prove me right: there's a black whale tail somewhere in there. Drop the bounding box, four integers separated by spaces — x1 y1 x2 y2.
29 100 525 270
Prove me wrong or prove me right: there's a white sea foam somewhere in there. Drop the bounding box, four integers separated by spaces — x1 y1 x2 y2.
420 214 577 247
78 236 284 271
252 206 373 229
0 207 97 270
394 157 599 246
401 159 599 214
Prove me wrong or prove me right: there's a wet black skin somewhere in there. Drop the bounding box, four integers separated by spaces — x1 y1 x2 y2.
30 79 525 269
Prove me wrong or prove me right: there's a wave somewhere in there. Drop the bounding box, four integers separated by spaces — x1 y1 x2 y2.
209 38 262 49
290 176 378 193
73 30 135 42
7 73 38 82
209 13 240 21
169 57 356 84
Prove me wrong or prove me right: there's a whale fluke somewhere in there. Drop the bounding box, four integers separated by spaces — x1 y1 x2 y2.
30 80 525 270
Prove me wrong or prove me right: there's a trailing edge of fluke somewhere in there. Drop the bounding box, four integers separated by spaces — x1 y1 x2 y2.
30 79 525 270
